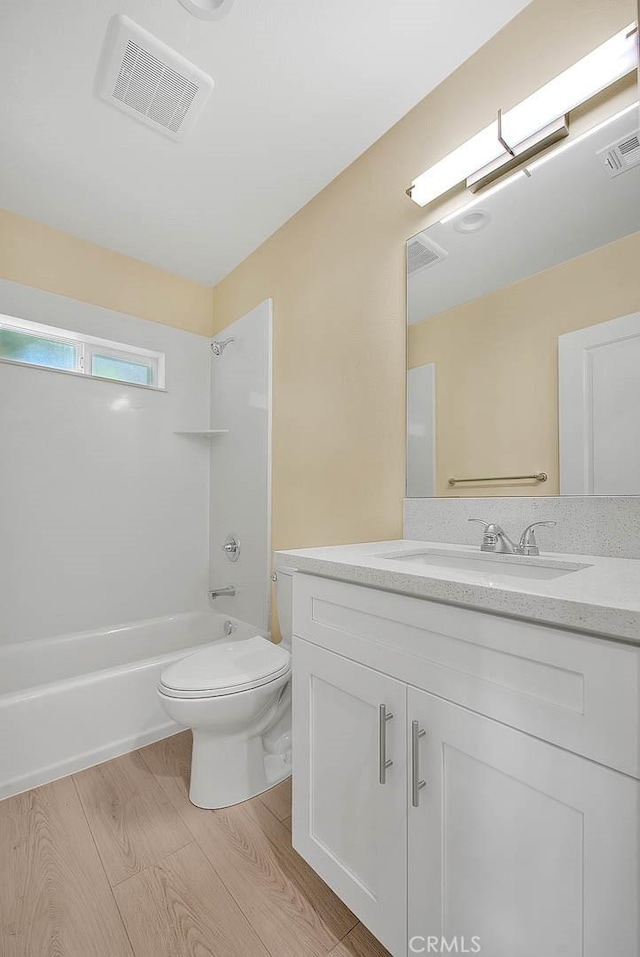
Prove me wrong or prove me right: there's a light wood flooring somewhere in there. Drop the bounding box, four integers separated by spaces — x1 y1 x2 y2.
0 732 390 957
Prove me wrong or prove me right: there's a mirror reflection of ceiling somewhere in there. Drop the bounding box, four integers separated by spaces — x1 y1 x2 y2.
407 106 640 326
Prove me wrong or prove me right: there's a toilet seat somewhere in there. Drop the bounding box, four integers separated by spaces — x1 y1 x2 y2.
159 635 290 699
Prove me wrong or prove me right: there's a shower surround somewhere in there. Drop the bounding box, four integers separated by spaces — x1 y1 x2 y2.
0 280 273 798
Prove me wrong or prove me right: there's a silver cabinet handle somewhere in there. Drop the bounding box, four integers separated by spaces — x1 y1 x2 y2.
378 704 394 784
411 720 426 807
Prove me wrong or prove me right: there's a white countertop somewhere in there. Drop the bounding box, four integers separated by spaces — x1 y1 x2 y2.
275 540 640 643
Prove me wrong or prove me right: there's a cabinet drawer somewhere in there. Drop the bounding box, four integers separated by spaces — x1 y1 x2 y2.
293 573 640 778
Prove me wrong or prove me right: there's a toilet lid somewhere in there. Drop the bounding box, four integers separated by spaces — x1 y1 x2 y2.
159 635 290 698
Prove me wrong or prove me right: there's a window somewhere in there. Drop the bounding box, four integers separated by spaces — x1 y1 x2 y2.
0 315 165 389
90 352 153 385
0 327 78 372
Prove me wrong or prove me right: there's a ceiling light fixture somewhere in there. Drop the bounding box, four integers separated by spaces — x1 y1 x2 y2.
438 100 639 228
408 23 638 207
178 0 235 20
453 209 492 234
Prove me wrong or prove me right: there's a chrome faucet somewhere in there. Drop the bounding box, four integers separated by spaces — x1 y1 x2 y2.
518 521 557 556
469 519 556 556
210 585 236 600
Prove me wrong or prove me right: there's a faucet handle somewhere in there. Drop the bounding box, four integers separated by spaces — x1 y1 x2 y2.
518 521 556 556
468 519 505 552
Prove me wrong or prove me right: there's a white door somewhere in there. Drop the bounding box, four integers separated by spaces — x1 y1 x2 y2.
407 363 436 497
408 689 639 957
292 638 407 957
559 312 640 494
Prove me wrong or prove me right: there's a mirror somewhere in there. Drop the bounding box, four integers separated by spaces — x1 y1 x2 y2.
406 106 640 497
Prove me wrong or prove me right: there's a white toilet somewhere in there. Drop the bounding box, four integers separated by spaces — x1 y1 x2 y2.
157 567 294 809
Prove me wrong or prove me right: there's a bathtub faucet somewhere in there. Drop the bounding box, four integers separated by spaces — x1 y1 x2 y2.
210 585 236 600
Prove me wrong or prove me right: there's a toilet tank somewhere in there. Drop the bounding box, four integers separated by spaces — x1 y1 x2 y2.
275 566 296 647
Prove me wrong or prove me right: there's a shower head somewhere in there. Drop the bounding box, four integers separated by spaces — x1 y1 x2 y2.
211 337 235 356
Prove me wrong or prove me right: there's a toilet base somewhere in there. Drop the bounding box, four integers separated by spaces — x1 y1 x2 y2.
189 728 291 809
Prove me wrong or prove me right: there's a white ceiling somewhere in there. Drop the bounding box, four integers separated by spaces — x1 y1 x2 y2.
0 0 530 286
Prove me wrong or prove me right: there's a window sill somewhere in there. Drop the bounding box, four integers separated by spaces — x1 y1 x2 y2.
0 356 167 392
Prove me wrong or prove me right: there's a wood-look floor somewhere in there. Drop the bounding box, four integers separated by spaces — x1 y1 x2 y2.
0 732 390 957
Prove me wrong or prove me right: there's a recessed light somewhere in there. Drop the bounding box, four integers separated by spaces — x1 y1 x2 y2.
452 209 492 234
178 0 234 20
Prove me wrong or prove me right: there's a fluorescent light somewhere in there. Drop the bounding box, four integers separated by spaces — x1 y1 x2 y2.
409 23 638 207
409 125 502 207
501 25 637 145
438 100 639 227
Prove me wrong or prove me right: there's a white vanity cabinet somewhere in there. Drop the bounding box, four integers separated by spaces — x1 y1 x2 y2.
408 688 638 957
291 573 640 957
293 639 408 954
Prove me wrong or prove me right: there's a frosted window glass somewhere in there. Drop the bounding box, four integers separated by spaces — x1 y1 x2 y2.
91 353 153 385
0 329 77 371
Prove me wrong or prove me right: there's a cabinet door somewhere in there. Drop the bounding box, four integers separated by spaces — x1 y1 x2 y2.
293 637 407 957
407 688 639 957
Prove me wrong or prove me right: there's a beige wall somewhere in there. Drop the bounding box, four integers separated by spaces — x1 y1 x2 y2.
210 0 637 560
408 230 640 496
0 208 213 336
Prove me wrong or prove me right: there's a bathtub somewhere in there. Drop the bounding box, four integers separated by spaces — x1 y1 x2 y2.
0 611 263 800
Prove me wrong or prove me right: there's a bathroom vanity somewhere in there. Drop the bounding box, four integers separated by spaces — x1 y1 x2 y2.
277 541 640 957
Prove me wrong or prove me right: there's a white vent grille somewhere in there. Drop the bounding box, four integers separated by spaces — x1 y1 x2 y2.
113 41 199 133
407 234 448 275
598 130 640 178
97 16 214 141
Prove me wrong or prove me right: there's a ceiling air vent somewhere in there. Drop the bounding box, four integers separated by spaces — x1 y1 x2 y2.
598 129 640 178
96 16 214 141
407 233 448 275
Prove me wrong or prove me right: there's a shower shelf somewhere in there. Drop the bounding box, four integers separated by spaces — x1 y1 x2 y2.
174 429 230 436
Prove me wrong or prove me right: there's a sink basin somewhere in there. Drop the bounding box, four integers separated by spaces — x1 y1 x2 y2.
379 547 590 581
